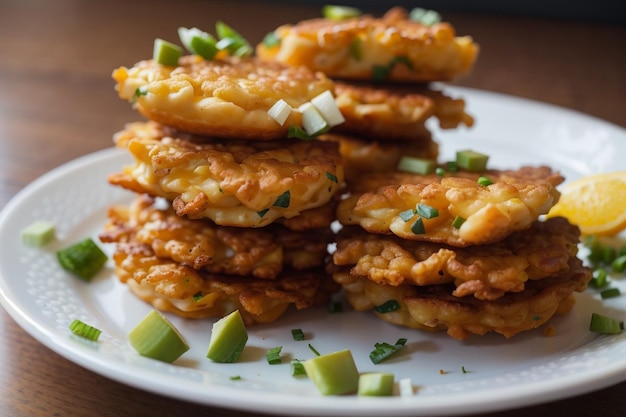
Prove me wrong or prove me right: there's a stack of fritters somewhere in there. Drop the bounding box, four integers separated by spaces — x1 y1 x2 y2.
102 6 593 338
258 7 592 339
257 6 476 181
102 56 347 325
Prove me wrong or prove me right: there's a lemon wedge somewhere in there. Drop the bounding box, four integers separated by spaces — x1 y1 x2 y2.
547 171 626 236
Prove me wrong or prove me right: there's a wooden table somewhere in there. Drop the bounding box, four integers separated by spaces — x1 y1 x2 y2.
1 1 624 416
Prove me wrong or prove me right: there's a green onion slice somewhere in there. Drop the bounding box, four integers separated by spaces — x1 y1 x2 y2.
477 176 493 187
409 7 442 26
325 171 338 183
589 312 624 334
611 255 626 273
308 343 321 356
600 288 621 299
416 203 439 219
273 190 291 208
291 328 305 341
374 300 400 313
263 31 281 48
69 319 102 341
266 346 283 364
369 338 407 365
153 38 182 66
451 215 466 229
411 218 426 234
398 209 416 222
322 5 362 20
290 359 307 376
590 268 608 288
456 149 489 172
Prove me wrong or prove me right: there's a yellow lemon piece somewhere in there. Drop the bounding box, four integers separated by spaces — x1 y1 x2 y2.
547 171 626 236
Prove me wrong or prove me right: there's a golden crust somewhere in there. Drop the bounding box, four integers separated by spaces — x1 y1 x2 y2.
333 255 591 340
333 217 581 300
109 121 344 228
331 82 473 141
256 7 479 82
319 133 438 182
338 176 561 246
112 55 334 139
99 195 333 280
101 217 339 324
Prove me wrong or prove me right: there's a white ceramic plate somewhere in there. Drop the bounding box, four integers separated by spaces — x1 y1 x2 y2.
1 87 625 416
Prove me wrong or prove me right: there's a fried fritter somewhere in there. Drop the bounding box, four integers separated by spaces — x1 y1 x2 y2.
337 168 563 246
99 195 333 280
112 55 334 139
331 82 473 141
110 241 338 324
333 218 581 300
319 133 438 182
332 255 591 340
256 7 479 82
109 121 344 229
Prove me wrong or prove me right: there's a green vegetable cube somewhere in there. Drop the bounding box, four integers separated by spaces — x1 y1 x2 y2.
129 310 189 363
206 310 248 363
303 349 359 395
358 372 394 396
56 238 108 281
21 220 56 246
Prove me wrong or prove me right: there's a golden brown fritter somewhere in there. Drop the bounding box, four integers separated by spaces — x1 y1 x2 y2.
256 7 479 82
319 132 439 182
108 121 344 229
337 167 563 246
333 218 581 300
331 82 473 141
99 195 333 280
332 254 591 340
112 55 334 139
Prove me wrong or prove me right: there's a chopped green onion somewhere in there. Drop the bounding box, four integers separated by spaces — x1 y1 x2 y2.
373 300 400 313
590 267 609 288
369 338 407 364
589 312 624 334
273 190 290 208
262 31 281 48
291 328 305 341
310 90 345 127
435 167 446 177
322 5 362 20
230 375 242 380
416 203 439 219
193 292 203 302
456 150 489 172
611 255 626 273
21 220 56 247
372 56 412 81
267 99 293 126
446 161 459 172
257 208 270 218
290 359 307 376
215 21 252 57
398 209 416 222
177 27 218 60
287 125 315 140
299 102 330 136
328 300 343 313
601 246 617 264
69 319 102 341
477 176 493 187
397 156 436 175
411 217 426 234
308 343 321 356
153 38 182 66
600 288 621 299
266 346 283 364
349 37 362 61
409 7 442 26
57 238 108 281
325 171 338 183
461 366 468 374
451 215 466 229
